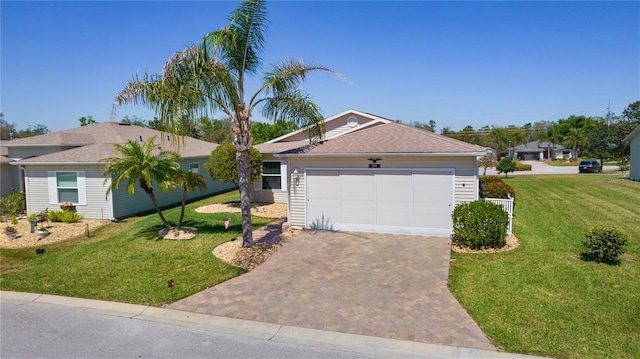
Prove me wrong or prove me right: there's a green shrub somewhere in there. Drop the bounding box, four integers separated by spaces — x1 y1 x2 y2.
479 175 503 186
481 181 516 203
47 210 83 223
452 201 508 249
0 191 26 219
582 227 627 264
514 160 532 171
496 157 516 178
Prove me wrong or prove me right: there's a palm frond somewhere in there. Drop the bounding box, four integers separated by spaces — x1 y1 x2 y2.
260 89 325 140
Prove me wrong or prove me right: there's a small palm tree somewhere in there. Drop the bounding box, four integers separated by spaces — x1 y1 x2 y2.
102 136 180 229
113 0 342 247
172 169 208 230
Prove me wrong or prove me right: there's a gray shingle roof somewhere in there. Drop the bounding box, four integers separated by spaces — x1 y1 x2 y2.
280 122 487 156
3 122 218 163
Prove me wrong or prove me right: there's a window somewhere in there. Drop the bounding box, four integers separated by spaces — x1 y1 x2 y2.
189 163 200 173
57 172 79 203
48 171 87 205
262 162 281 190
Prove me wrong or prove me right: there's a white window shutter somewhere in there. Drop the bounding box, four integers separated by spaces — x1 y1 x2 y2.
280 162 288 192
48 171 58 204
77 171 87 205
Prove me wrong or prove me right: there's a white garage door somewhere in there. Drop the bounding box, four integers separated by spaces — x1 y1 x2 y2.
306 169 454 236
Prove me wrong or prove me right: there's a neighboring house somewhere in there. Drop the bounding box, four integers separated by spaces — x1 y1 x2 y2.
625 124 640 179
255 110 487 236
513 141 573 161
0 122 235 220
1 146 21 197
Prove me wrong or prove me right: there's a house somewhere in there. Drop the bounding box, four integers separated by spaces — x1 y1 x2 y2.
625 124 640 179
255 110 487 236
512 141 573 161
0 122 235 220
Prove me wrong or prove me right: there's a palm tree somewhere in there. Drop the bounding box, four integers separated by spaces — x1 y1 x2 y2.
173 169 208 230
536 124 559 161
113 0 341 247
558 115 594 159
101 136 180 229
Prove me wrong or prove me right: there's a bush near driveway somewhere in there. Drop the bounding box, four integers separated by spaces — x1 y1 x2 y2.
449 174 640 359
452 201 508 249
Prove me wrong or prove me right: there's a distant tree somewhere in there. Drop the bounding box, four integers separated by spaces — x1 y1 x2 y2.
101 136 181 229
479 153 496 175
78 116 97 126
489 127 510 158
622 100 640 123
557 115 595 158
452 125 480 144
0 114 17 140
496 156 516 178
172 169 208 230
204 142 262 187
199 117 233 144
252 120 300 144
412 120 436 133
440 126 454 137
16 124 50 138
536 123 561 161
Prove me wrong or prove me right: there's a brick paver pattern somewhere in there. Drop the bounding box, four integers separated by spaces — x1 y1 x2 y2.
170 230 495 351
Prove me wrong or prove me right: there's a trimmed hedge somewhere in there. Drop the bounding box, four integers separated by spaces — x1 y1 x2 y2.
482 182 516 202
514 160 532 171
452 201 508 249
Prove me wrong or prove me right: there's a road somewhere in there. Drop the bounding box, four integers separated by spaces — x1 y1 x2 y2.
482 161 617 176
0 302 383 359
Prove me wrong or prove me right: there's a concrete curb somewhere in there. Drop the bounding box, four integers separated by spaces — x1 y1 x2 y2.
1 291 550 359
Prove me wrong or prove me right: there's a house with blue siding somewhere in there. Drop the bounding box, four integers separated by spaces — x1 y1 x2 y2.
1 122 235 220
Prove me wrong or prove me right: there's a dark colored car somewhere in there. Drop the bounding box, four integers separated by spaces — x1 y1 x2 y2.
579 160 602 173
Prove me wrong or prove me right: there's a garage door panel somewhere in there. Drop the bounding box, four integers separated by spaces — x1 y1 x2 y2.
306 169 454 236
377 201 413 226
414 202 452 229
413 172 453 203
342 200 376 224
376 171 413 201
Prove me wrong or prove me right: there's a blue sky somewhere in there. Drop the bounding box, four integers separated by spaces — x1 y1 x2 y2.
2 1 639 134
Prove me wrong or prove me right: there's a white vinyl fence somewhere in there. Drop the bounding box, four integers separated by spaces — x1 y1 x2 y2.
482 197 514 235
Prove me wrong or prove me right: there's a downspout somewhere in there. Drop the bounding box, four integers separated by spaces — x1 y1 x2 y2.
19 164 28 213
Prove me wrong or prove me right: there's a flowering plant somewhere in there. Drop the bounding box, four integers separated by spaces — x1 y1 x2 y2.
60 202 76 211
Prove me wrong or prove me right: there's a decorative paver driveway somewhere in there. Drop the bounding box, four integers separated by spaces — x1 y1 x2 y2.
170 231 495 351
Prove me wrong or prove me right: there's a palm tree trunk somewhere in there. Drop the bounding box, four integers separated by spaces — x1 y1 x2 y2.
236 148 254 248
177 188 187 230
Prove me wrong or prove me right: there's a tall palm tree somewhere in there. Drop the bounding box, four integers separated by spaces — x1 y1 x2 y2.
113 0 342 247
101 136 180 229
173 169 208 230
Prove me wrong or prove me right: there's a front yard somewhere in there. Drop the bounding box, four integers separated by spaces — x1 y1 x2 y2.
449 174 639 359
0 191 274 306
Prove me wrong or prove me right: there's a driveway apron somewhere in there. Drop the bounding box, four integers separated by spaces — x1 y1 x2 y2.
170 231 495 351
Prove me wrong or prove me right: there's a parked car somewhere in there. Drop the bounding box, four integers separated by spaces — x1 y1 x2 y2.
579 160 602 173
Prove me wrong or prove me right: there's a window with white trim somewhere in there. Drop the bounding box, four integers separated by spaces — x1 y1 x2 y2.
189 163 200 173
48 171 87 205
261 162 281 190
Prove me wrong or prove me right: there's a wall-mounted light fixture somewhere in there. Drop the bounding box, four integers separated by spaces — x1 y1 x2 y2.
293 168 300 186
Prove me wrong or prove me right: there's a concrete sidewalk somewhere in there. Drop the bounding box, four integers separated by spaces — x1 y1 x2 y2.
1 291 550 359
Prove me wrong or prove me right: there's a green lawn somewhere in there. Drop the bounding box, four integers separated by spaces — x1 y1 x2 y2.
0 191 273 306
449 174 640 359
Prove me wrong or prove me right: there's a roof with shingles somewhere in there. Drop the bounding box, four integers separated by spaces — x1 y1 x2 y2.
3 122 217 163
277 122 487 156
